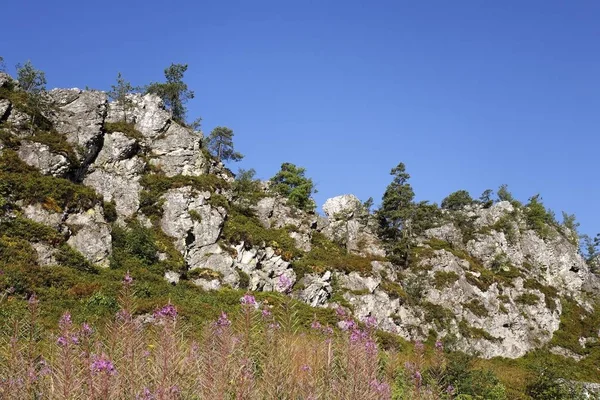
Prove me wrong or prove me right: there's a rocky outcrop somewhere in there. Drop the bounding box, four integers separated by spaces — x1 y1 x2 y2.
2 74 598 362
321 194 385 257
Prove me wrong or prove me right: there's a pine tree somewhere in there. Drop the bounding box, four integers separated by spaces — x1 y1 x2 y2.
108 72 135 122
16 61 47 133
206 126 243 162
269 163 316 212
146 63 194 123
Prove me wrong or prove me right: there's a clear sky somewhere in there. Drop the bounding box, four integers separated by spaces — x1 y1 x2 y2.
2 0 599 236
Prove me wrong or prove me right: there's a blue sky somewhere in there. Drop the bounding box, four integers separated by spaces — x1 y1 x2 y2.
2 1 599 236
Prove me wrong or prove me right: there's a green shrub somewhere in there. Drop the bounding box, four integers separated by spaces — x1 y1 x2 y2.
103 121 144 141
222 208 300 261
379 279 407 300
441 190 474 210
433 270 459 289
516 293 540 306
524 195 557 239
0 216 63 244
551 299 600 355
56 244 97 273
103 200 118 222
293 232 380 276
523 279 558 311
0 150 100 212
464 299 489 317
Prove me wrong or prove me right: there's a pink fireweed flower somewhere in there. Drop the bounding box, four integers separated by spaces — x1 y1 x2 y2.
311 320 322 330
81 323 93 336
28 293 39 306
261 308 272 319
136 388 155 400
70 335 79 345
277 274 293 293
57 336 68 347
364 315 377 328
435 340 444 351
154 303 178 319
268 322 280 330
123 271 133 286
215 311 231 328
335 307 347 318
301 364 311 372
240 294 257 306
446 385 455 395
338 319 356 331
414 340 424 353
59 312 72 329
370 379 391 395
91 354 117 375
116 309 132 322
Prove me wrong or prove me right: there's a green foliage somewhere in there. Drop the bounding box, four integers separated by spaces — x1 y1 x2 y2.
464 299 488 318
0 150 100 212
186 268 222 280
446 352 508 400
15 60 50 133
146 63 194 123
188 209 202 222
458 320 499 341
515 293 540 306
138 173 229 219
422 301 453 327
441 190 474 211
293 232 379 277
525 367 587 400
478 189 494 208
110 222 159 272
222 207 300 261
206 126 243 162
232 168 265 206
496 184 514 203
433 271 459 289
523 279 558 311
485 214 518 244
269 162 316 212
0 216 63 244
102 200 118 223
524 194 557 239
56 244 97 273
379 279 407 300
107 72 135 122
551 298 600 355
103 120 144 141
581 233 600 271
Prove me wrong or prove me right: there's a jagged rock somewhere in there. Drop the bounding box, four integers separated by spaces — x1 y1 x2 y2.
235 244 296 292
297 271 332 307
49 89 107 161
65 205 111 267
32 242 57 266
336 271 380 293
193 278 221 291
549 346 585 361
321 194 385 257
0 72 12 88
371 260 397 281
6 108 29 127
254 196 314 251
22 204 63 229
107 94 207 177
0 99 10 120
17 141 70 177
343 290 401 332
188 243 237 287
423 223 463 247
84 131 145 218
164 271 181 285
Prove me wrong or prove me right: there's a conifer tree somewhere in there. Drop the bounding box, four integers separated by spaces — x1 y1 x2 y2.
108 72 135 122
146 63 194 123
206 126 243 162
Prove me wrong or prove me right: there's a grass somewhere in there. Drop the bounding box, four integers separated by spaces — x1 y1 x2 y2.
433 270 459 289
103 120 144 141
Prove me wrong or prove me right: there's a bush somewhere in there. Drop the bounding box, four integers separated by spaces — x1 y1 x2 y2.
56 244 97 273
103 121 144 141
433 271 459 289
441 190 474 211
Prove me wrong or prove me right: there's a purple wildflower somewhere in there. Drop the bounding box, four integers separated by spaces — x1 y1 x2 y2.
28 293 39 306
435 340 444 351
365 315 377 328
123 271 133 286
215 312 231 328
370 379 391 396
136 388 155 400
338 319 356 331
277 274 293 293
335 307 347 318
261 308 272 319
311 320 322 330
81 323 93 336
301 364 311 372
154 303 178 319
240 294 257 306
57 336 68 347
59 312 72 329
91 353 117 375
446 385 455 395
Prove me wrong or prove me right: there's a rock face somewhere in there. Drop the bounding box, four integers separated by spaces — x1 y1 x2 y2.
321 194 385 257
1 74 599 361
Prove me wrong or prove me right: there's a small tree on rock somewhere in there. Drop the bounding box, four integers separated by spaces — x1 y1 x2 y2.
0 56 5 72
206 126 243 162
146 63 194 123
269 163 316 212
441 190 474 211
16 60 48 132
108 72 135 122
